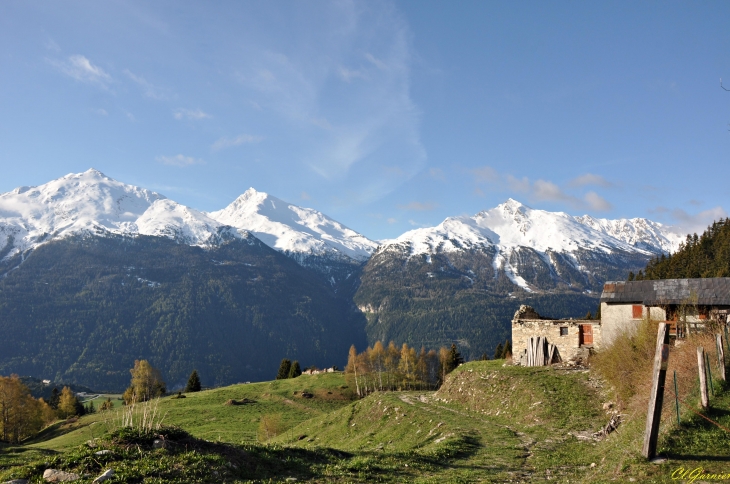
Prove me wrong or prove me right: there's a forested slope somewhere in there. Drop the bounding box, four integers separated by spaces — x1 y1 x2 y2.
638 218 730 279
0 234 367 391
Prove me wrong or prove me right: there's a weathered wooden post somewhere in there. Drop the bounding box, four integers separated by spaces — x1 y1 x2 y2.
673 370 680 426
642 322 669 460
697 347 709 410
716 334 726 382
706 352 714 396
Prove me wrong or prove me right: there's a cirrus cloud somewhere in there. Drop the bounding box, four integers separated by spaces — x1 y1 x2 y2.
49 55 112 88
211 134 263 151
156 154 205 167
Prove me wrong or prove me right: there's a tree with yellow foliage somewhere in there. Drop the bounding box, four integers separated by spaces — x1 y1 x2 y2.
123 360 166 404
0 375 55 443
57 386 81 419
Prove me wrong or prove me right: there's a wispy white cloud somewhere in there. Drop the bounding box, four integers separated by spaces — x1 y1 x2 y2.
49 55 111 87
569 173 613 188
670 206 727 236
532 179 576 204
470 166 499 183
338 67 366 82
211 134 263 151
365 53 387 70
506 175 530 193
398 201 437 211
300 191 311 200
91 108 108 116
584 191 613 211
173 108 211 120
124 70 171 100
408 219 429 227
233 1 425 204
387 217 397 224
44 38 61 52
156 154 205 167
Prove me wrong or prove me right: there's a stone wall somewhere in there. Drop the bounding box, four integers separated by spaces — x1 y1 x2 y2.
511 319 601 364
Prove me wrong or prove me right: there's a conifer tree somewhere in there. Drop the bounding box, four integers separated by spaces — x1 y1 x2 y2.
502 340 512 359
49 387 60 410
449 343 464 369
288 361 302 379
276 359 292 380
185 370 202 392
479 353 489 361
494 343 504 360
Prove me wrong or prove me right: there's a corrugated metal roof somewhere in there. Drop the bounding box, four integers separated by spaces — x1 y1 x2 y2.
600 278 730 306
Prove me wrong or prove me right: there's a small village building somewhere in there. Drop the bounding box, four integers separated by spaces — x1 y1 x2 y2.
600 277 730 346
511 305 601 365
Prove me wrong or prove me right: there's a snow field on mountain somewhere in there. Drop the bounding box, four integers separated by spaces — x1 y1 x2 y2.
208 187 378 261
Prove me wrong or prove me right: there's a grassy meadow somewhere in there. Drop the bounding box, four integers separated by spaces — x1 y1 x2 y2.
1 361 729 482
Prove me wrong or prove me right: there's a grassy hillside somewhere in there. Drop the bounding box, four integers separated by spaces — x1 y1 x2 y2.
1 362 728 482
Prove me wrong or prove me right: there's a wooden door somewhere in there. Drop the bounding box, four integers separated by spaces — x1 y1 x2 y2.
580 324 593 346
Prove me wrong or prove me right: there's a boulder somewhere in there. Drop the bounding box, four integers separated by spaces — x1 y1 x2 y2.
42 469 80 482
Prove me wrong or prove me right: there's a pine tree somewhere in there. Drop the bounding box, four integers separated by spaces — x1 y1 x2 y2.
493 343 504 360
479 353 489 361
288 361 302 379
276 359 292 380
502 340 512 359
449 344 464 368
185 370 202 392
49 387 60 410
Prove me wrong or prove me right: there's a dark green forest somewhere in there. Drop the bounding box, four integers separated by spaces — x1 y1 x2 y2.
636 218 730 280
0 234 367 391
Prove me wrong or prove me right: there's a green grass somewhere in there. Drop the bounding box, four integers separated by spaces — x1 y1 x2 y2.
2 363 729 483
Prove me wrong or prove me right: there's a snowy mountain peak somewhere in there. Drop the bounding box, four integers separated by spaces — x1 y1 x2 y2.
208 190 378 262
499 198 527 211
0 169 237 259
379 199 684 292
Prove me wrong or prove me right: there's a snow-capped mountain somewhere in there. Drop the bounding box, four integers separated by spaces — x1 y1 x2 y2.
208 188 378 263
574 214 682 254
0 169 242 259
372 199 681 292
0 170 377 280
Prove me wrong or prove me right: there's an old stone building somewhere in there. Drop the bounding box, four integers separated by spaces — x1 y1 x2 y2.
600 277 730 346
511 305 601 365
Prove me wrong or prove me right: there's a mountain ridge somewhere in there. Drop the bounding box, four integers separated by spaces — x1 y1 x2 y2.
0 171 683 273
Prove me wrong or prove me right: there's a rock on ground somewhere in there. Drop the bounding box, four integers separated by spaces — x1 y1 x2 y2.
42 469 80 482
92 469 114 484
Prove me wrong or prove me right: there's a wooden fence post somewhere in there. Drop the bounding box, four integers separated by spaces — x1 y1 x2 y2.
716 334 726 382
642 322 669 460
697 347 709 410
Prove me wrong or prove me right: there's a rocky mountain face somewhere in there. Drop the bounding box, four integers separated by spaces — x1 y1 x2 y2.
0 170 686 383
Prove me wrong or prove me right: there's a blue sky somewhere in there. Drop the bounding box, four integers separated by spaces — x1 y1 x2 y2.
1 1 729 240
